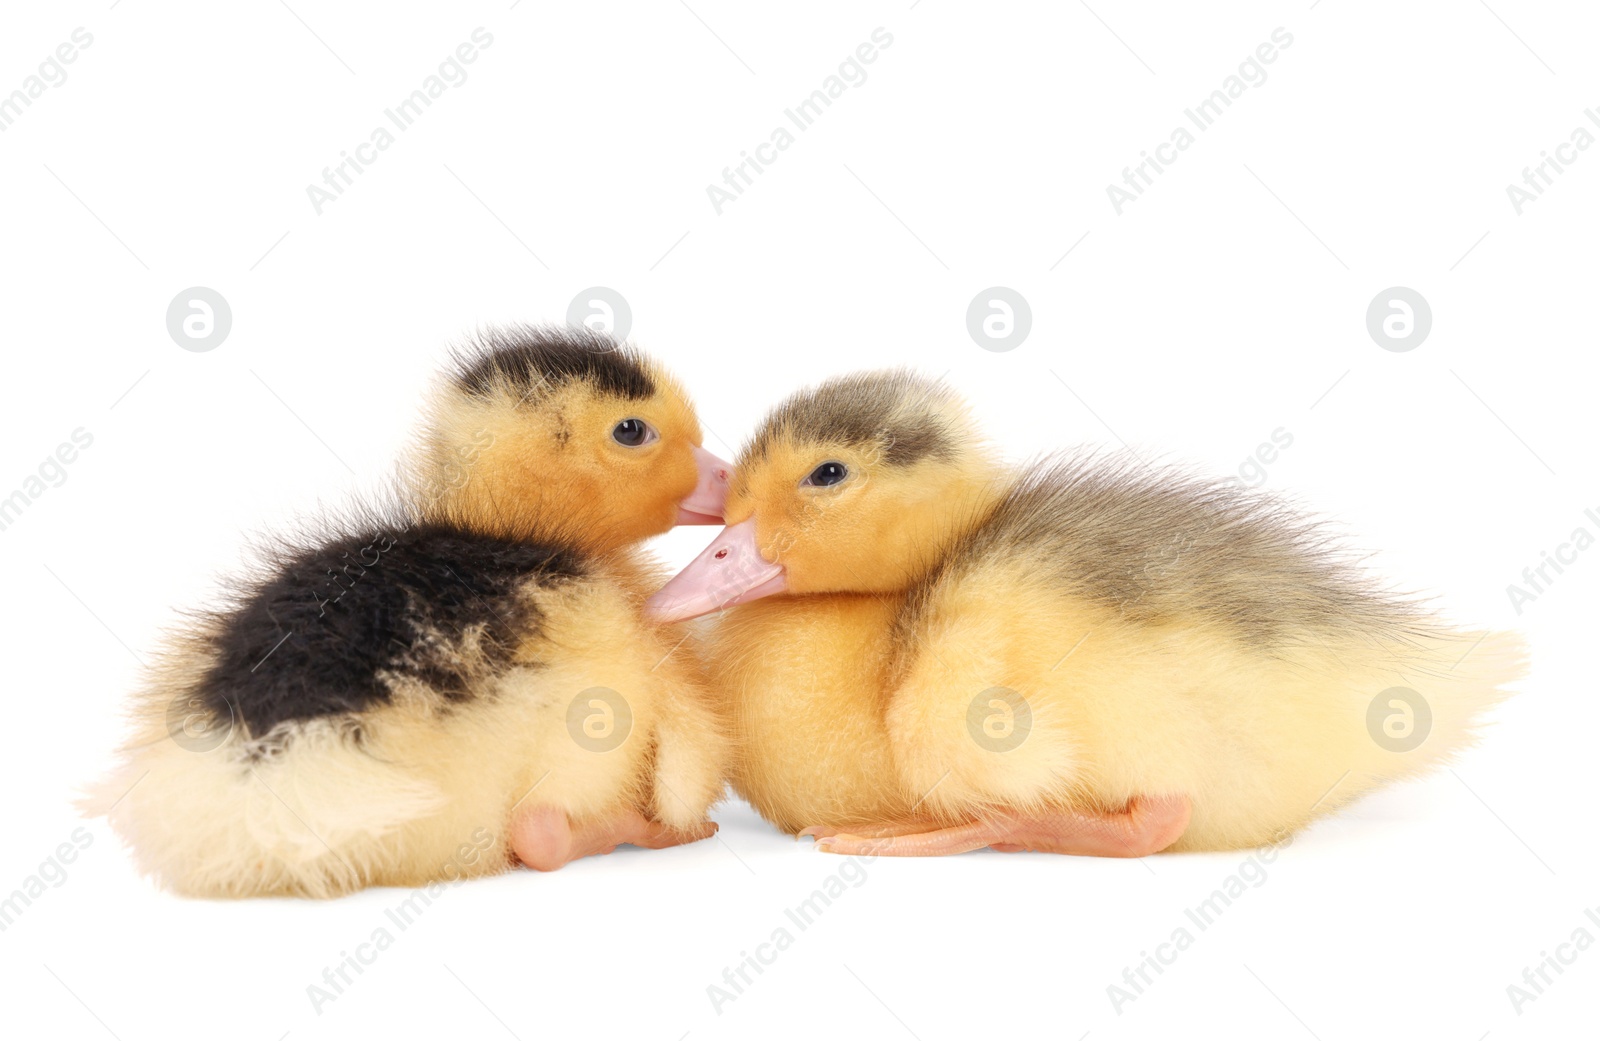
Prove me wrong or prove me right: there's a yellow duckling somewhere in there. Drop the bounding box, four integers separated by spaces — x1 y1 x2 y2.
647 371 1524 857
85 326 734 896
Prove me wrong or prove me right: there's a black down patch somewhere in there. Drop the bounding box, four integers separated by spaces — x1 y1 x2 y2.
196 524 586 739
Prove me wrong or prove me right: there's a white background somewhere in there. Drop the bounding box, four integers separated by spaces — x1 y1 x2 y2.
1 2 1595 1038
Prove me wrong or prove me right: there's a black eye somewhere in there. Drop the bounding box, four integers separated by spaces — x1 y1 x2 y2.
612 419 655 447
802 461 849 487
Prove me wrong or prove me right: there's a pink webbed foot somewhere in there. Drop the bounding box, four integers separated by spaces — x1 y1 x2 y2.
798 820 937 841
512 805 717 871
806 795 1191 859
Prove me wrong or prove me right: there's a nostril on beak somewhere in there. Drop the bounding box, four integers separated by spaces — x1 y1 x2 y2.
714 549 729 560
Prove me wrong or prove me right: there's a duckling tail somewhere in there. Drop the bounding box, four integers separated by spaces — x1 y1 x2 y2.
81 713 446 898
1345 627 1527 786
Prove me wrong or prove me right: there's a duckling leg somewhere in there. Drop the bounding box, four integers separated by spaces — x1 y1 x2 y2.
645 658 730 832
512 805 717 871
809 795 1190 858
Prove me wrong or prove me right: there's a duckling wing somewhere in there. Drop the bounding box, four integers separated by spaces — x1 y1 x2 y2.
196 523 587 743
910 451 1429 647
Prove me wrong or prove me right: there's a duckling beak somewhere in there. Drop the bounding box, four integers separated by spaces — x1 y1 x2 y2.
676 445 734 524
644 518 787 623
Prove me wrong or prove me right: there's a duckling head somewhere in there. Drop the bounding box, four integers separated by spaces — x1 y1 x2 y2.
415 325 731 553
645 370 997 622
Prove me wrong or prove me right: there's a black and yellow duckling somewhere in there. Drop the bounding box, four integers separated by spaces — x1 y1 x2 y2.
646 371 1524 857
85 326 734 896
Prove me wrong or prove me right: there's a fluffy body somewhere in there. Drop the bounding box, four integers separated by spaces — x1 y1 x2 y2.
84 328 727 896
704 375 1524 850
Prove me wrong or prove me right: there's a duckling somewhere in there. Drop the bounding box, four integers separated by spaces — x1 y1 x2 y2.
645 371 1524 856
84 326 734 896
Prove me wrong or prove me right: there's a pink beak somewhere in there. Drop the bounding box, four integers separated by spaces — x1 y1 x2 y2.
644 518 788 623
676 445 733 524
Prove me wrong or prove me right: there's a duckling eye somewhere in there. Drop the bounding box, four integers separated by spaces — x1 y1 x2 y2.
612 418 657 448
801 461 849 487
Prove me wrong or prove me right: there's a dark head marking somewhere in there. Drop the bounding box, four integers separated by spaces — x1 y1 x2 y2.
743 370 957 469
450 325 655 402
